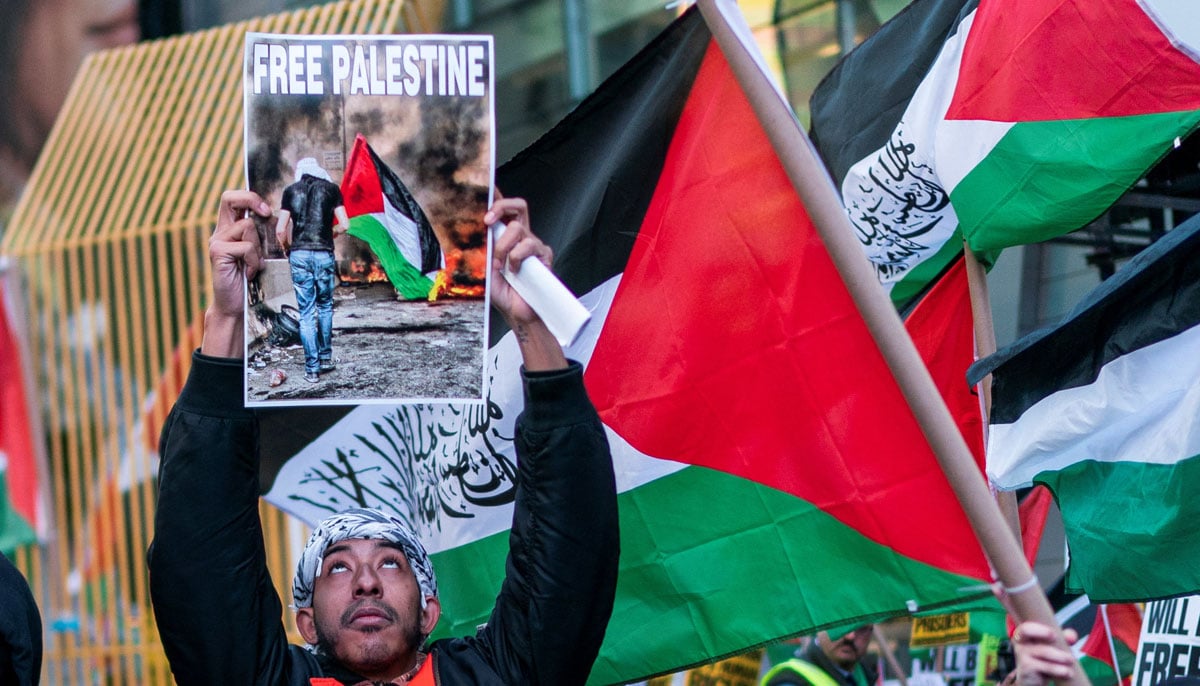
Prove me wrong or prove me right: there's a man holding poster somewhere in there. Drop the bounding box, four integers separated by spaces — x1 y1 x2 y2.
148 191 619 685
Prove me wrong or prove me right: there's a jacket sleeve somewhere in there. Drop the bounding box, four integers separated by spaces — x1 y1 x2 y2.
469 361 620 685
0 552 41 686
147 352 293 686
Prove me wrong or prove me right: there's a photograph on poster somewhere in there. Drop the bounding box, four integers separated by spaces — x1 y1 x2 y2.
242 32 494 406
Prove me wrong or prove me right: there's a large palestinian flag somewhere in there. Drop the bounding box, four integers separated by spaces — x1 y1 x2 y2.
340 134 444 300
262 5 994 683
970 212 1200 603
809 0 1200 308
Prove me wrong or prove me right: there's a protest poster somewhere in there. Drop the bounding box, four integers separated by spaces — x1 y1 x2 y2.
912 613 973 648
1134 595 1200 686
912 644 982 686
643 650 764 686
242 32 494 406
910 612 1006 686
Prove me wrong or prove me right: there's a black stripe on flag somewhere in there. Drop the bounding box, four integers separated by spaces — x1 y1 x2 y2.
493 7 710 345
970 213 1200 424
364 142 442 275
808 0 976 186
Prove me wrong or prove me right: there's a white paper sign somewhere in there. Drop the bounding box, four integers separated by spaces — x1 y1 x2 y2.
1134 595 1200 686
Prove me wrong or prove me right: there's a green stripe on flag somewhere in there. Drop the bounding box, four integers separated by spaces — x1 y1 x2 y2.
890 227 970 308
0 470 37 555
347 214 435 300
431 466 995 685
953 111 1200 253
1038 453 1200 602
1080 655 1121 686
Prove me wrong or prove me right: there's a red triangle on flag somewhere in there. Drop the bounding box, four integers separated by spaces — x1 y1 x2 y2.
947 0 1200 122
341 134 385 217
584 41 990 580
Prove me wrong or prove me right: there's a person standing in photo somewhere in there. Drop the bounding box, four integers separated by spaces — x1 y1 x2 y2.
275 158 349 383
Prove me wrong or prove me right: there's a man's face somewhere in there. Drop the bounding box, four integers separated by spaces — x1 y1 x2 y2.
296 538 439 681
817 625 873 670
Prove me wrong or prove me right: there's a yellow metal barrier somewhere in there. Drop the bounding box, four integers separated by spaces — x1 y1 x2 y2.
1 1 434 683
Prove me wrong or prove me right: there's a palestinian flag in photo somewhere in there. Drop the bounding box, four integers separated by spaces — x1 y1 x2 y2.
970 212 1200 603
262 5 994 683
340 134 444 300
809 0 1200 309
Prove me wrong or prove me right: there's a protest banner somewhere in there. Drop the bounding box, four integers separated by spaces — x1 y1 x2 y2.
1134 595 1200 686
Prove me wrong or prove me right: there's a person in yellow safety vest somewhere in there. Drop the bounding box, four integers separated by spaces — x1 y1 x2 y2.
761 625 878 686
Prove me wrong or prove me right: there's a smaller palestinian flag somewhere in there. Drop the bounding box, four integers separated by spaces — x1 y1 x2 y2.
1077 604 1141 686
340 134 444 300
970 212 1200 602
810 0 1200 309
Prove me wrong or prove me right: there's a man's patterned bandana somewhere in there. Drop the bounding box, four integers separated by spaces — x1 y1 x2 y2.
292 508 438 610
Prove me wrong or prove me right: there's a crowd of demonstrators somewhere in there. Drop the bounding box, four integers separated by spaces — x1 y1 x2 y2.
0 177 1095 686
0 2 1140 684
147 191 620 685
758 619 1081 686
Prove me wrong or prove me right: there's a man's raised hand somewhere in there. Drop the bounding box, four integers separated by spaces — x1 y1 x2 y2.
202 190 271 358
484 196 566 372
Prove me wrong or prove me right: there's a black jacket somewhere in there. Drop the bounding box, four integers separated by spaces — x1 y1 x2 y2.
148 352 619 685
282 175 343 252
0 552 41 685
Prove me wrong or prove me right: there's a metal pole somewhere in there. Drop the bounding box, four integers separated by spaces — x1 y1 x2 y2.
562 0 597 102
450 0 475 30
836 0 857 54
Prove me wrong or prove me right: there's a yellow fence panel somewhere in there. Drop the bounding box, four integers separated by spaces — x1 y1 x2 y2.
1 2 434 683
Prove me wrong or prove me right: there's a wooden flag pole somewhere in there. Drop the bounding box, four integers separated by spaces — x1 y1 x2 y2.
872 625 909 686
962 246 1022 541
695 3 1086 683
1100 605 1123 686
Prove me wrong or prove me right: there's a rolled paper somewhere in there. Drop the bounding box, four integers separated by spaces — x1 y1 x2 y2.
490 222 592 347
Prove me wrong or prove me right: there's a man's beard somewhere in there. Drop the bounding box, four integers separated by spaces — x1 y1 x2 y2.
314 598 425 669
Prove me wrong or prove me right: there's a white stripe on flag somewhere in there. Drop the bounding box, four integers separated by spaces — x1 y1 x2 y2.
988 321 1200 489
935 118 1011 192
838 8 977 291
382 201 428 274
265 273 686 553
1139 0 1200 59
